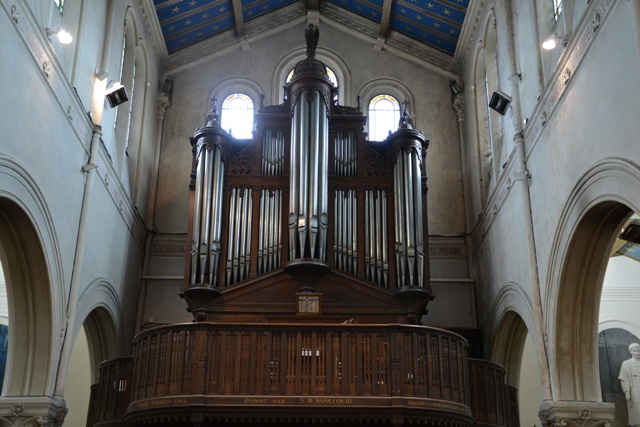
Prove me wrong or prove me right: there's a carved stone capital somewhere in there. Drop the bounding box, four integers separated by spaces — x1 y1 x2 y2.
0 398 67 427
157 95 171 119
538 400 614 427
451 95 465 121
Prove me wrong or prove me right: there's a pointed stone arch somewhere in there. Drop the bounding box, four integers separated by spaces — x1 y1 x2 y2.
547 158 640 401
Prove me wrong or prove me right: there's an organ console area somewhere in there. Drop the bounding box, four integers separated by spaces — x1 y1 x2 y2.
87 26 519 427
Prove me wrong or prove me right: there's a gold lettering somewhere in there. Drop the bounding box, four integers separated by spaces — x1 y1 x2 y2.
244 398 267 404
272 399 285 404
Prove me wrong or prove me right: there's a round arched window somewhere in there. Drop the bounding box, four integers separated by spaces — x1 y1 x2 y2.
221 93 254 139
368 94 400 141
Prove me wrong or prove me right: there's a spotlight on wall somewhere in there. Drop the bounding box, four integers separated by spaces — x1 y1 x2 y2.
105 81 129 108
449 80 463 95
488 90 512 116
542 33 567 50
46 27 73 44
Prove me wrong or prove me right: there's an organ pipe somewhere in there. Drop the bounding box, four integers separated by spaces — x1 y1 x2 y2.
189 100 229 288
390 107 428 288
287 25 332 261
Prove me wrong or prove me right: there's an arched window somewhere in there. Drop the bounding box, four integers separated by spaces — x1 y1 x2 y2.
553 0 563 21
368 94 400 141
286 66 338 88
221 93 254 139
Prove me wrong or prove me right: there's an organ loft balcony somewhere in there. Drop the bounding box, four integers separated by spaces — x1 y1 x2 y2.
87 26 519 427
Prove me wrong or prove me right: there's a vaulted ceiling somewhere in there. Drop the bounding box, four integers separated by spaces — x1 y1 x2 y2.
152 0 471 56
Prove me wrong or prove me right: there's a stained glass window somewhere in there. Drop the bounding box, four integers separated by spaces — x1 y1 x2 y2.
54 0 64 13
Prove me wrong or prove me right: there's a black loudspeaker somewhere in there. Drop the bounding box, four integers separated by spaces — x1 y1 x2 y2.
106 85 129 108
488 91 512 116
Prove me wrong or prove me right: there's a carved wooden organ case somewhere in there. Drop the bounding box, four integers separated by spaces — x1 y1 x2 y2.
181 39 433 325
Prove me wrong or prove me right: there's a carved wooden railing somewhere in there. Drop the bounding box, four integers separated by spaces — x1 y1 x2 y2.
88 356 133 427
468 358 507 426
505 385 520 427
124 323 471 425
130 323 467 400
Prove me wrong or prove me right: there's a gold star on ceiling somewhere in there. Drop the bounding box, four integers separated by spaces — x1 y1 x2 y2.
189 0 197 6
219 6 225 12
416 14 422 21
172 5 180 13
400 7 406 13
433 21 440 28
168 25 176 31
449 28 457 34
184 19 192 26
202 12 209 18
426 2 434 8
443 8 451 15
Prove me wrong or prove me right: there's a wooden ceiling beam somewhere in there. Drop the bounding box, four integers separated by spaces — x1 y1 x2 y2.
378 0 392 38
232 0 245 37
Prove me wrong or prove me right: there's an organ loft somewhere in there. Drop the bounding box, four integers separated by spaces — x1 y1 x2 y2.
88 26 519 427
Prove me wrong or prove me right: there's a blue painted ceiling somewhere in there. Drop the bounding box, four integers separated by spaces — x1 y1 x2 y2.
153 0 470 55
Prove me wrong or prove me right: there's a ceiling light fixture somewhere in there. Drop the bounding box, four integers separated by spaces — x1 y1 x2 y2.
542 33 567 50
46 27 73 44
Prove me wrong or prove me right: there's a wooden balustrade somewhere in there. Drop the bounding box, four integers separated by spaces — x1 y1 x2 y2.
504 385 520 427
468 358 507 426
130 323 467 401
90 356 133 427
122 323 472 425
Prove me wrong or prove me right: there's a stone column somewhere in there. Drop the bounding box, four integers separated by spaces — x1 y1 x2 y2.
538 400 614 427
0 398 68 427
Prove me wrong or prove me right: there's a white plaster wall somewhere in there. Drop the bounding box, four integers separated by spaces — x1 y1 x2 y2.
518 331 544 427
458 0 640 406
599 256 640 337
0 0 161 398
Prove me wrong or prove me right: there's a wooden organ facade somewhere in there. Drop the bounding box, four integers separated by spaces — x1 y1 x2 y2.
87 26 519 427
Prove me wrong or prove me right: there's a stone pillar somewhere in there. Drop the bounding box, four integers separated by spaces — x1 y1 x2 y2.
0 398 68 427
538 400 614 427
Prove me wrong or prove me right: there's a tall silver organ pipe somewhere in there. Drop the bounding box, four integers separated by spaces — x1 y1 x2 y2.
259 189 282 274
390 109 428 288
365 190 388 286
226 187 252 285
189 100 229 288
287 25 332 261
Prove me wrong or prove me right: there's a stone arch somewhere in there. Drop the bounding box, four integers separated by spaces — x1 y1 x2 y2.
546 157 640 401
272 46 352 105
208 77 264 116
488 282 536 386
357 78 416 136
75 280 123 381
0 159 64 396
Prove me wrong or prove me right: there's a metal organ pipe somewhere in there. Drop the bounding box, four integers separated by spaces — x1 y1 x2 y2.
390 111 428 289
289 88 331 260
188 101 231 293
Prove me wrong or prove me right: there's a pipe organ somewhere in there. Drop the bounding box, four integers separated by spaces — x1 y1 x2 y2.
182 25 434 322
85 25 522 427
